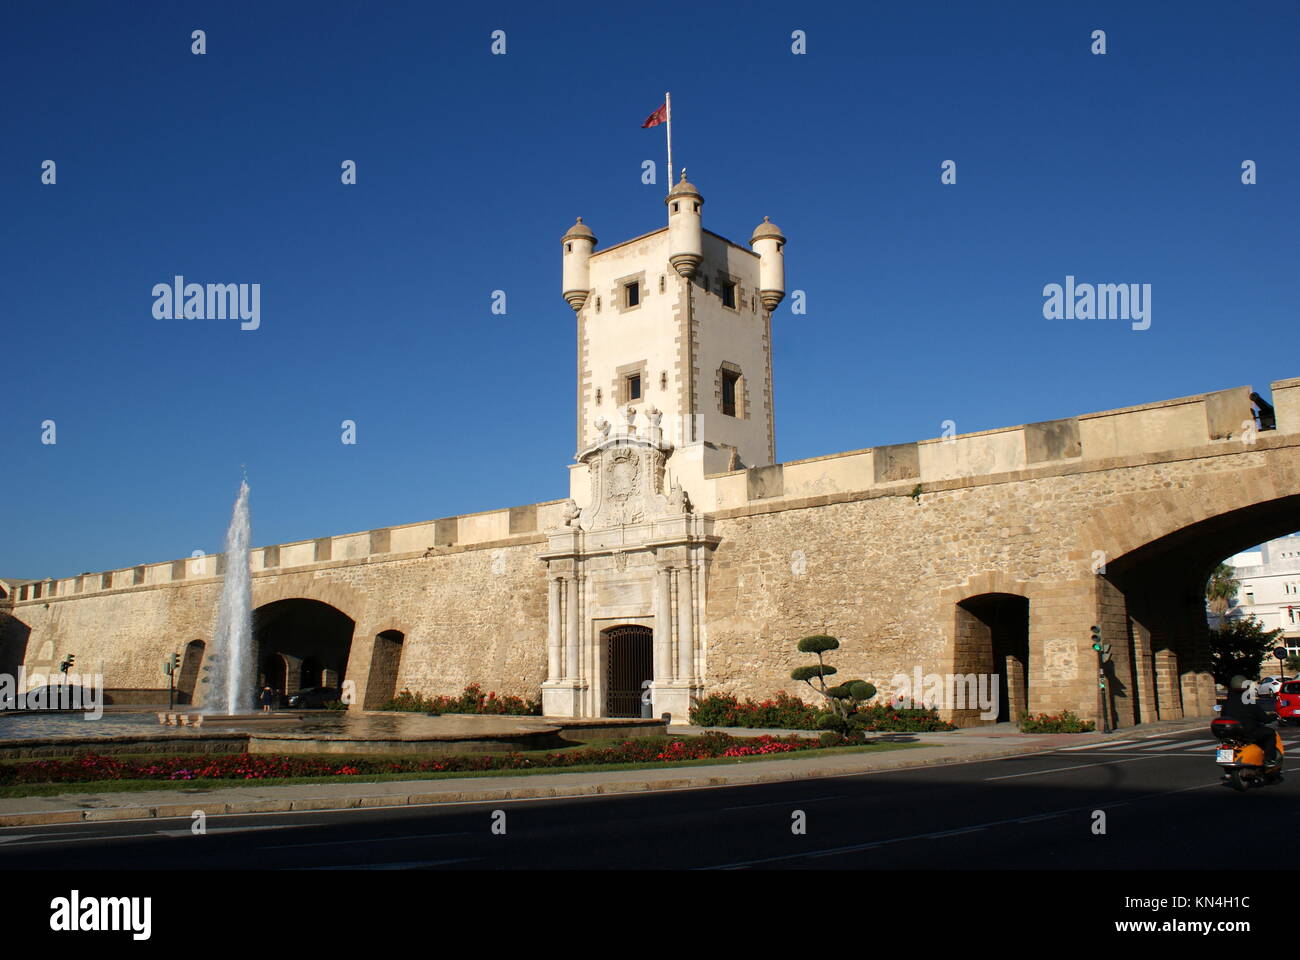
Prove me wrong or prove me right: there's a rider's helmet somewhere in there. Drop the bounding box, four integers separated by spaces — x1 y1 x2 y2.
1230 675 1250 692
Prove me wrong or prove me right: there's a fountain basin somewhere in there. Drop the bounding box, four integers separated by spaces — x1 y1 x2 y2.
0 711 666 758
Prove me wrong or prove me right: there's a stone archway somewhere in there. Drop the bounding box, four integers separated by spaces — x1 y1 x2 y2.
362 630 405 709
954 593 1030 725
177 639 205 706
1098 493 1300 724
252 599 355 704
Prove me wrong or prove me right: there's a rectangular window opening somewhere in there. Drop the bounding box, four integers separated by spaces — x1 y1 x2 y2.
721 281 736 309
627 374 642 402
722 370 739 417
625 281 640 308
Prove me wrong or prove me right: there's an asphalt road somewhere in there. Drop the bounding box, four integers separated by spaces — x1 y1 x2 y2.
2 729 1296 870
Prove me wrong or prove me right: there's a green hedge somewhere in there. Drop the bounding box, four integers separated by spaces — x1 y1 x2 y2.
690 691 954 733
381 683 541 716
1019 711 1096 733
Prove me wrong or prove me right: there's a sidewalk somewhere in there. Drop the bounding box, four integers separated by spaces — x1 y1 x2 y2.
0 717 1210 827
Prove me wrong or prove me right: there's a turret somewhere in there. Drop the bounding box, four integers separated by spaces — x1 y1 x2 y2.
561 217 596 311
750 216 785 312
665 170 703 279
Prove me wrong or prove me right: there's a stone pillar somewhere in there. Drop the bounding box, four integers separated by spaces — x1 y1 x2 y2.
655 566 673 680
1154 648 1183 720
547 577 562 681
1005 654 1026 723
1130 617 1158 724
565 576 580 680
677 564 694 680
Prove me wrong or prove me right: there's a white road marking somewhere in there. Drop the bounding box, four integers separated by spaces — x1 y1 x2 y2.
703 781 1218 869
155 824 300 838
1059 740 1134 751
262 831 472 850
1147 739 1212 751
984 756 1150 781
298 857 482 870
724 795 846 811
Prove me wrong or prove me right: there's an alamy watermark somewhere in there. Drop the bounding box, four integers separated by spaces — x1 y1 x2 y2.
152 276 260 330
890 667 999 720
1043 275 1150 330
0 670 104 719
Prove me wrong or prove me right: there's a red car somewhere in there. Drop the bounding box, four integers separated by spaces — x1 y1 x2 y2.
1275 680 1300 724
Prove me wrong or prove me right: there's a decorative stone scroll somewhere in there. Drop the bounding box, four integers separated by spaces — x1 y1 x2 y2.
572 405 691 532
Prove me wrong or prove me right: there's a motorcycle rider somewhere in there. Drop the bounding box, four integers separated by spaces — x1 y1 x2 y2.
1219 674 1279 764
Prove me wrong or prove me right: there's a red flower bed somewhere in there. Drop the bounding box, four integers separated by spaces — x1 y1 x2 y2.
0 732 829 787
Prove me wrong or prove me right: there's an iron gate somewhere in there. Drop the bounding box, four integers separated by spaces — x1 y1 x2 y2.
605 625 653 718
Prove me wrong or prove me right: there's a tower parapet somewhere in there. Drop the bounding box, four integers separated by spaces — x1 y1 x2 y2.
750 216 786 312
665 171 703 279
561 217 596 311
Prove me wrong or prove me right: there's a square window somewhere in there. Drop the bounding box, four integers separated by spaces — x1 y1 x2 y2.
625 281 640 308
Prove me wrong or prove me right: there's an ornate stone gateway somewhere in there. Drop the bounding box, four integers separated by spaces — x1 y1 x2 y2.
540 407 718 722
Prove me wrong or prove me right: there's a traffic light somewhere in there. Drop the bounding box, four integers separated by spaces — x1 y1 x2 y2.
1090 625 1102 651
170 653 181 673
59 654 75 674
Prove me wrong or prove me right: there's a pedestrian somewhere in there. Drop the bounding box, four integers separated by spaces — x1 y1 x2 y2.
259 685 274 713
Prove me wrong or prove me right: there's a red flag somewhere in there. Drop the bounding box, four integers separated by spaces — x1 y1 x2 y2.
641 103 667 128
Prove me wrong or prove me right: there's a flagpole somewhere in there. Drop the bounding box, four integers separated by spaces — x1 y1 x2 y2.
665 91 673 190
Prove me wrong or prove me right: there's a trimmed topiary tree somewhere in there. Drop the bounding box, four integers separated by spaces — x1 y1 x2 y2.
791 635 876 735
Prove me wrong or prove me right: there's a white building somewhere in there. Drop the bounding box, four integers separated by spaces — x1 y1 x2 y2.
1214 533 1300 653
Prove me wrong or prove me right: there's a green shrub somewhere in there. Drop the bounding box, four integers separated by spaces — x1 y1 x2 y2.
381 683 541 716
1019 711 1096 733
689 690 955 733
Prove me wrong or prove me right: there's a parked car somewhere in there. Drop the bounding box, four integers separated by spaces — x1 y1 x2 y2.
1258 676 1285 695
287 687 342 708
1275 680 1300 725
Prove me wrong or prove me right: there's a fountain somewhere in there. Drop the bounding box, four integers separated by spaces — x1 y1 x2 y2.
205 478 253 715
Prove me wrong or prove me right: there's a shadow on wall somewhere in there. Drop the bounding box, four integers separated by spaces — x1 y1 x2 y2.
0 613 32 681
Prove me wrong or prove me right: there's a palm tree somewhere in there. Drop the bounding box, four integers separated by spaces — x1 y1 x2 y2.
1206 563 1240 618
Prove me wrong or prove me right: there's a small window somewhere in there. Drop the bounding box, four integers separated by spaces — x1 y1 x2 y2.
625 281 640 308
721 281 736 309
672 202 679 213
566 243 572 253
627 374 642 402
722 370 739 417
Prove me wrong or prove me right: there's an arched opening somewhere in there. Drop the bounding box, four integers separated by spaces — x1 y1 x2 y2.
603 624 653 718
954 593 1029 724
1104 495 1300 724
364 630 405 708
177 639 205 706
253 599 355 707
0 613 31 684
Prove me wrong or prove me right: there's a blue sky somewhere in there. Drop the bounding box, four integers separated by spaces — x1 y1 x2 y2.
3 0 1297 579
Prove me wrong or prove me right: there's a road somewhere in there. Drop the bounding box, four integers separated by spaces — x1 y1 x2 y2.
2 729 1295 870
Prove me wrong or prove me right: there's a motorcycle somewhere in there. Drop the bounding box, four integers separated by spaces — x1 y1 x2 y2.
1210 715 1284 791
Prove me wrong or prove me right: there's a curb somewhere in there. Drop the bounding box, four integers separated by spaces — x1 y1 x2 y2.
0 739 1061 827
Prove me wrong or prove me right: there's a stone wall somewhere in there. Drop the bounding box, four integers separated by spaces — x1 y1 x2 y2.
6 379 1299 725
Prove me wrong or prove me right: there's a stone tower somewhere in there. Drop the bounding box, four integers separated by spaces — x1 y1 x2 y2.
541 175 787 723
561 171 786 508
